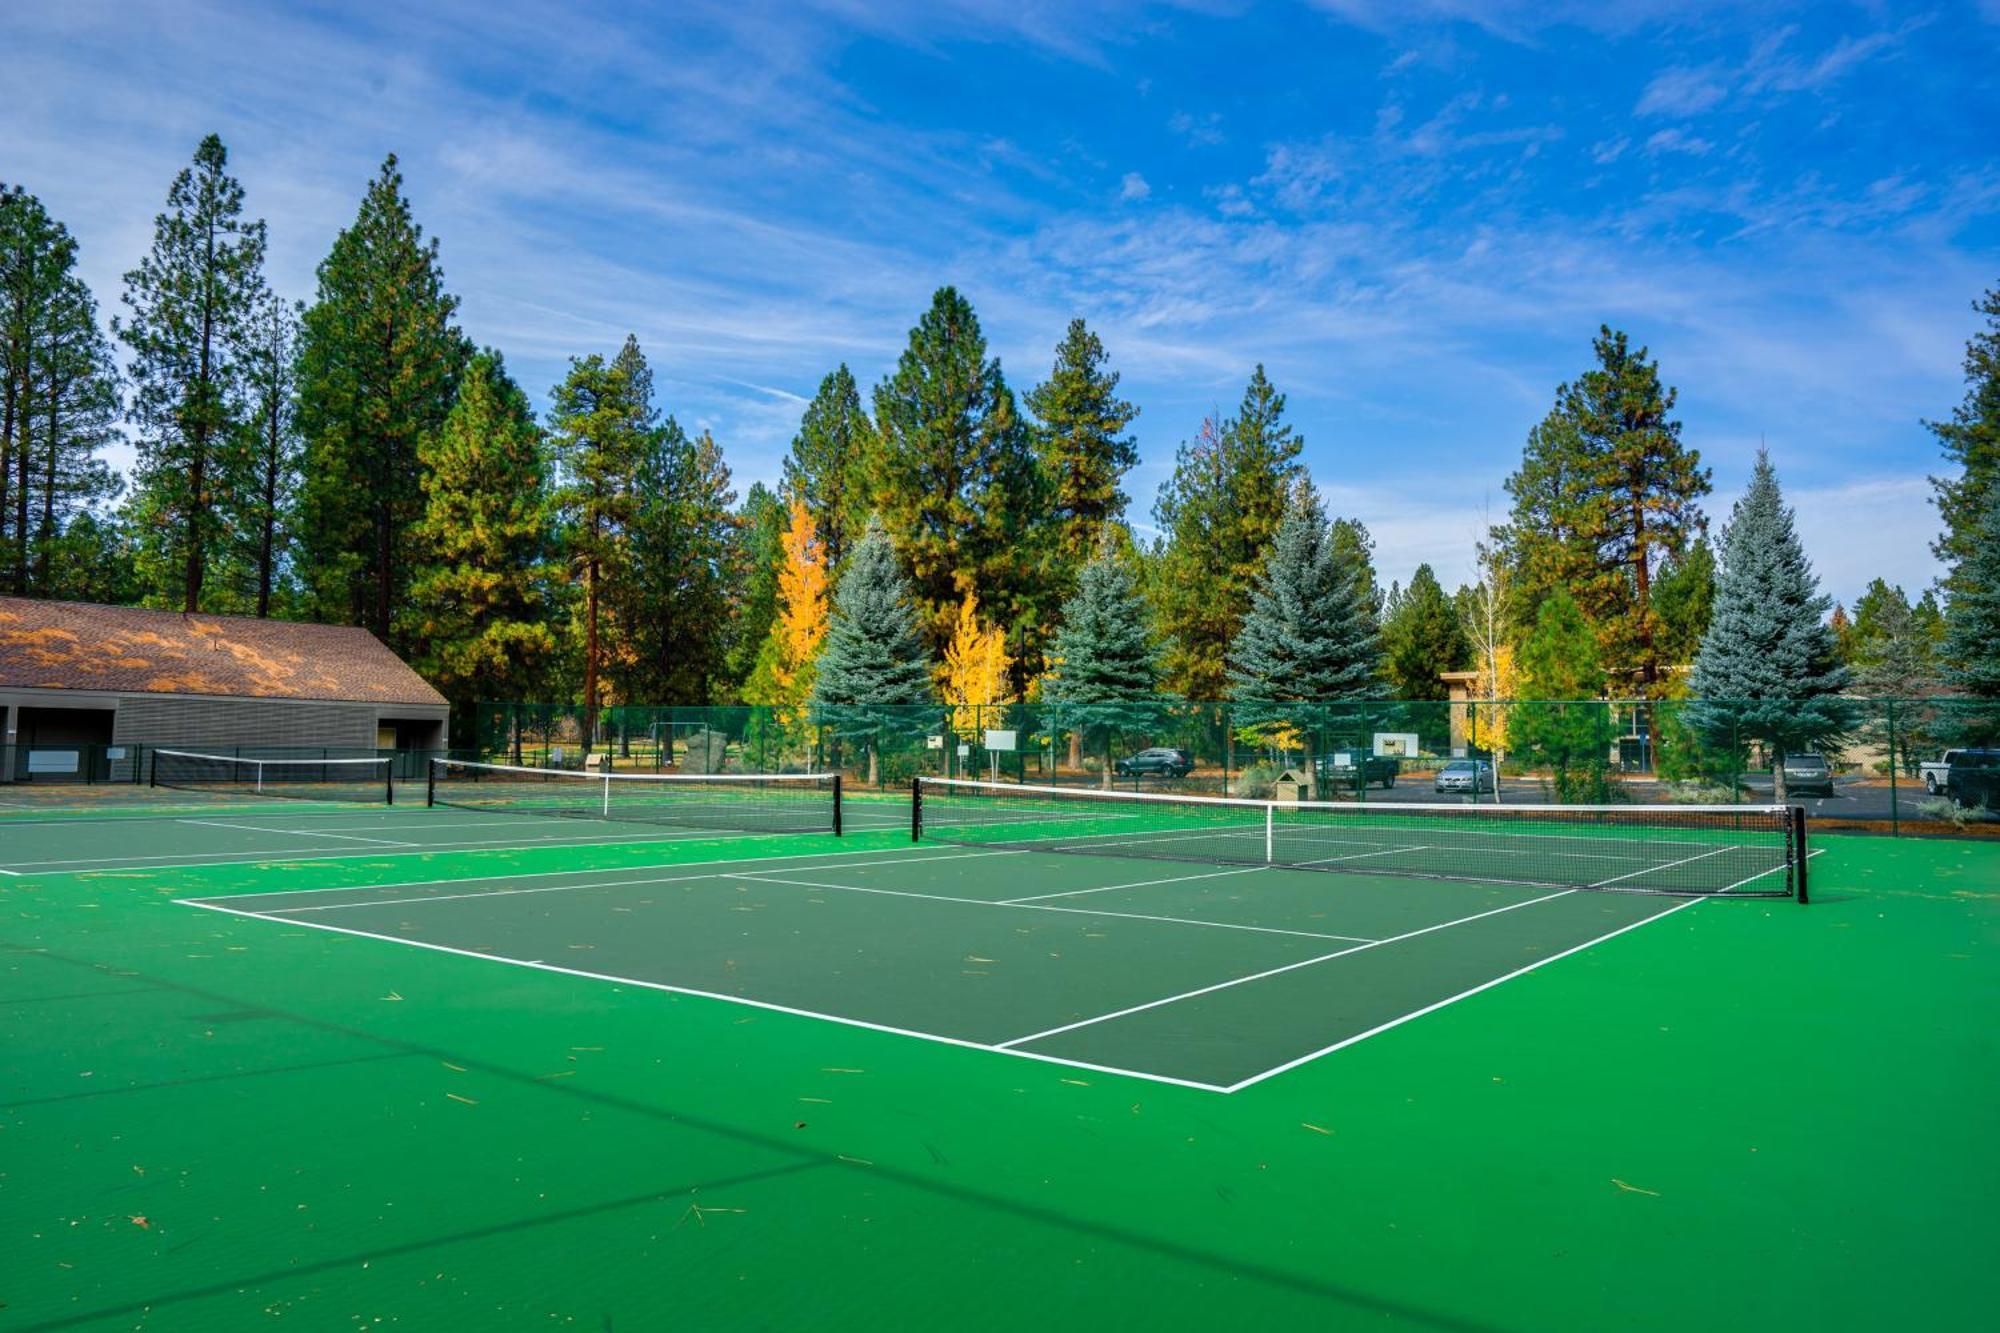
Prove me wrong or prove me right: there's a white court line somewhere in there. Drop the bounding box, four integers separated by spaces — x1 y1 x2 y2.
1588 842 1739 889
172 897 1232 1094
1712 846 1822 895
175 819 418 847
1222 895 1706 1091
995 888 1578 1050
1002 864 1268 904
727 872 1378 944
1294 843 1429 867
0 867 19 875
182 848 1021 912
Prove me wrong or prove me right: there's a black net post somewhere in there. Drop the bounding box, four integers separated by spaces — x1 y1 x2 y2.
911 777 923 842
1792 806 1810 904
426 760 438 807
831 774 843 836
385 763 395 806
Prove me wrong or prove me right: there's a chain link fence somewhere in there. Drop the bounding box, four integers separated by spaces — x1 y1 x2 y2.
473 697 2000 835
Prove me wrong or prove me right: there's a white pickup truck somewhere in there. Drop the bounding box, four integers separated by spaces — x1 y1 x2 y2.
1922 749 1983 794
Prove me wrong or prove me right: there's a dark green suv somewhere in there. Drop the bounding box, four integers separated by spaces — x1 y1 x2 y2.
1946 749 2000 810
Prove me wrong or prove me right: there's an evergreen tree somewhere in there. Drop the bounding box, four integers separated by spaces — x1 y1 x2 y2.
1496 327 1711 691
295 155 470 644
1939 488 2000 702
1383 564 1468 700
229 291 301 616
39 510 140 604
627 419 738 703
726 482 786 691
1226 483 1382 737
1846 580 1941 779
782 364 876 570
872 288 1046 660
1509 589 1613 802
811 517 934 784
404 350 558 731
1651 536 1716 668
1927 283 2000 588
115 135 267 612
1151 367 1306 696
1042 541 1163 777
1687 451 1851 796
548 337 653 743
1024 318 1138 597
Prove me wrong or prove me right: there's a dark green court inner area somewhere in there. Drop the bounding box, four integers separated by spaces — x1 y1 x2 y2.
3 790 1994 1331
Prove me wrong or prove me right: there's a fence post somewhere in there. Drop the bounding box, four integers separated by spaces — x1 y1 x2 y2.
1887 697 1899 836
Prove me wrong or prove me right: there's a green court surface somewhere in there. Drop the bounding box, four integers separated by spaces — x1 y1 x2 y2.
2 792 1995 1330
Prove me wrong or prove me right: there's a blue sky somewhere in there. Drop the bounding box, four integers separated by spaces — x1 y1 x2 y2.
4 0 1996 604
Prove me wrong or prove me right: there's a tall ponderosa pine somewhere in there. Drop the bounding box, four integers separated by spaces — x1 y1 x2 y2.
1928 284 2000 589
1024 319 1138 596
1151 366 1306 697
1497 327 1711 691
1939 488 2000 703
873 288 1046 665
782 365 876 569
1687 451 1851 795
1 188 120 596
116 135 267 612
1383 564 1468 700
231 291 301 616
1509 588 1613 802
548 336 655 742
296 155 470 644
404 350 558 729
627 418 738 703
1042 541 1162 777
1226 484 1383 737
811 517 935 784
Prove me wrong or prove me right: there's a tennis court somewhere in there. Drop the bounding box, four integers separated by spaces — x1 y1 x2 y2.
3 762 1992 1331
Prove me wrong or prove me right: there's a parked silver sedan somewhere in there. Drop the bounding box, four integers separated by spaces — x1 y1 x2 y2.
1434 759 1496 794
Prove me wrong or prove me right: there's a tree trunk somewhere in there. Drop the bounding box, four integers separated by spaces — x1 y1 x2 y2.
583 558 600 758
37 367 58 590
183 424 206 613
256 402 278 618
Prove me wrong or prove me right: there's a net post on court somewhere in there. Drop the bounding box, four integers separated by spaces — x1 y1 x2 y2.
911 776 1810 902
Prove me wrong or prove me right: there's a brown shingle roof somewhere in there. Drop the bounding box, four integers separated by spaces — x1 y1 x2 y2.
0 597 446 707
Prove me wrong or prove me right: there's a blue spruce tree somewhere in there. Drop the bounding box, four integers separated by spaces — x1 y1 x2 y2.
1687 451 1851 798
1227 484 1383 767
810 517 935 784
1042 541 1161 782
1939 487 2000 744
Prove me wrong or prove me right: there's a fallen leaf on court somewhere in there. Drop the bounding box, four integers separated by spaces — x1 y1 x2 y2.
965 955 996 963
1612 1179 1660 1196
1060 1078 1090 1087
821 1067 864 1074
381 991 402 1001
128 1216 150 1229
837 1154 874 1166
1302 1123 1334 1136
446 1093 478 1106
535 1071 574 1081
441 1062 465 1072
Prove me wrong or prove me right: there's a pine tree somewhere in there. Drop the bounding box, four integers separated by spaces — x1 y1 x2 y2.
1151 367 1306 696
726 482 786 691
1226 483 1382 738
743 498 830 721
1496 327 1711 691
404 350 558 729
1509 589 1613 802
811 517 934 783
872 288 1046 658
782 365 876 570
1042 541 1163 777
1928 284 2000 589
295 154 470 644
1024 319 1138 596
1687 451 1851 796
1939 487 2000 701
230 291 301 616
548 337 654 744
1383 564 1468 700
624 412 738 705
1651 536 1716 669
1845 580 1941 779
115 135 267 612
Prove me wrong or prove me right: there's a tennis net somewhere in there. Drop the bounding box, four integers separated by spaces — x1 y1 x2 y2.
912 778 1807 900
150 750 395 805
429 759 841 835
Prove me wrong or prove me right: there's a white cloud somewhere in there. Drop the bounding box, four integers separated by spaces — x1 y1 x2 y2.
1712 475 1945 606
1644 127 1714 156
1636 65 1730 117
1120 172 1152 202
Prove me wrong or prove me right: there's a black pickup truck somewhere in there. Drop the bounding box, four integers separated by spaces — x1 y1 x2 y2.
1945 749 2000 810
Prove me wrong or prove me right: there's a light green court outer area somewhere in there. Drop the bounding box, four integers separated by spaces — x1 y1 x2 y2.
2 814 1995 1331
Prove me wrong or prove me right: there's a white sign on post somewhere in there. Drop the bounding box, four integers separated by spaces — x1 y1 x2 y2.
982 730 1018 752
